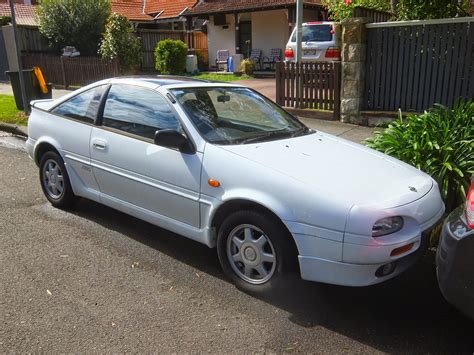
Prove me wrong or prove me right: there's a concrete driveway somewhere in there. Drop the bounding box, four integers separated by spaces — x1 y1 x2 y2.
0 134 473 353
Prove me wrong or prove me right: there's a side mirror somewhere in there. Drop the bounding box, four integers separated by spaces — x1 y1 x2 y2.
154 129 195 154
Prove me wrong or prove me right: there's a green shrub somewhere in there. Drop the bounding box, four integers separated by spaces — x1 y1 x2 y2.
37 0 111 56
154 39 187 74
240 59 256 75
366 101 474 212
99 13 143 72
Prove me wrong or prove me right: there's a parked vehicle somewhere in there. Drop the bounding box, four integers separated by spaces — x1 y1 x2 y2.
284 21 341 62
26 76 444 293
436 181 474 320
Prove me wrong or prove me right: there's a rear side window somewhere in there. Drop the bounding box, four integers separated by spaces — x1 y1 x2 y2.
52 85 106 123
102 85 181 140
291 25 332 42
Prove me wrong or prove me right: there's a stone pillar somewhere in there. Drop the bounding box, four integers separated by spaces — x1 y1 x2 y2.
340 18 369 125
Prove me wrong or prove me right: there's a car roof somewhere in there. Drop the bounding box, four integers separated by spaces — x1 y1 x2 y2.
109 75 239 87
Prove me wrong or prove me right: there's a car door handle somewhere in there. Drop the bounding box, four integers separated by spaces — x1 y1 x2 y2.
92 139 107 150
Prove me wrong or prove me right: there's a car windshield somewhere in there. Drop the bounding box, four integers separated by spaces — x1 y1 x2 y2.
171 87 312 145
292 24 332 42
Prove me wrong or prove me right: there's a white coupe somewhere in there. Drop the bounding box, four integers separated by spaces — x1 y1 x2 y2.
26 76 445 293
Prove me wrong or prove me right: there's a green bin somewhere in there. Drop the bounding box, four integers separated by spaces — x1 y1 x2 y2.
6 69 53 111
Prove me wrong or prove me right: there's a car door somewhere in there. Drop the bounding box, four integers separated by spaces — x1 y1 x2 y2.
90 84 202 228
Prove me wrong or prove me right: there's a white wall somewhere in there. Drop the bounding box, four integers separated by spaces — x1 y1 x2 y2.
207 14 236 67
251 9 289 62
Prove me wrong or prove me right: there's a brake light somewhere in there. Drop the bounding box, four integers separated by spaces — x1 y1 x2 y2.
466 182 474 229
325 47 341 58
284 48 294 58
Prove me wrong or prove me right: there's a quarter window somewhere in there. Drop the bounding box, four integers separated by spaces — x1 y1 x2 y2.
102 85 181 140
52 85 106 123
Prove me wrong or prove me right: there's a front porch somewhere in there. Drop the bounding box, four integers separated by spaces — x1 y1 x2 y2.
184 0 329 71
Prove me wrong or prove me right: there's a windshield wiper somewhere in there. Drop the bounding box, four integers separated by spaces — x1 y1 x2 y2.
240 128 308 145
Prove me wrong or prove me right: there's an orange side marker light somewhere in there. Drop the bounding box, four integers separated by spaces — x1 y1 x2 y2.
390 243 414 257
208 179 221 188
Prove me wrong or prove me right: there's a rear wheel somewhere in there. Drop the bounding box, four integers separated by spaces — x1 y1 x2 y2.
39 151 77 208
217 210 296 294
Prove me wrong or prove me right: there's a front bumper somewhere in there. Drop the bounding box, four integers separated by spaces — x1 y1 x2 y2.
291 184 445 287
436 206 474 320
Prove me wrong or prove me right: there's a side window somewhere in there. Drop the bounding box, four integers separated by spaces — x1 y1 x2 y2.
102 85 181 140
52 85 106 123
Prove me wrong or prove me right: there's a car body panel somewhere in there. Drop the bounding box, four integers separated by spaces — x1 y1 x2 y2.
436 205 474 320
90 126 203 228
26 76 446 287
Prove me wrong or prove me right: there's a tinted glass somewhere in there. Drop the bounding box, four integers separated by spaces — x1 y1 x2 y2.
52 85 106 123
102 85 181 140
172 87 311 145
291 25 332 42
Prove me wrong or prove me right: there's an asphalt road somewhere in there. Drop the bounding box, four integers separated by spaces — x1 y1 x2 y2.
1 135 473 353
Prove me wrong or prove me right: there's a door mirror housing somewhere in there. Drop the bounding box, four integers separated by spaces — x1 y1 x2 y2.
154 129 195 154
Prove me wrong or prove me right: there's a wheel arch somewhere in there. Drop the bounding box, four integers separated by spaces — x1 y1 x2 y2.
210 198 300 271
34 138 62 165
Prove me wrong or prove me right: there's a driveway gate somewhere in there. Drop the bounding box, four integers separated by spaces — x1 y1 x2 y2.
276 61 341 120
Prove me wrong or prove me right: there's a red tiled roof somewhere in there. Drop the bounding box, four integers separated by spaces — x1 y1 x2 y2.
145 0 197 19
0 3 38 27
112 0 154 22
184 0 322 15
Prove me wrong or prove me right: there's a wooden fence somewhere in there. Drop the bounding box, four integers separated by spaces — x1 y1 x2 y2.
138 29 208 69
352 6 393 23
22 54 119 88
276 61 341 119
365 17 474 112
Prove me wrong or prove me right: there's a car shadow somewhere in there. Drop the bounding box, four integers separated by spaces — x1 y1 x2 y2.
70 199 474 353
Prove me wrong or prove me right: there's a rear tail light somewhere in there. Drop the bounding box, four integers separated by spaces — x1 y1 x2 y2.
325 47 341 59
284 48 294 59
466 182 474 229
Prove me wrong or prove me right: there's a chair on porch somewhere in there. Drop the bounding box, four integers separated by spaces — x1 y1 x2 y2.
262 48 283 71
249 49 262 70
215 50 230 71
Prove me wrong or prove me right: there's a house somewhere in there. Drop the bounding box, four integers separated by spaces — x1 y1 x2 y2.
183 0 328 68
111 0 197 29
0 2 38 27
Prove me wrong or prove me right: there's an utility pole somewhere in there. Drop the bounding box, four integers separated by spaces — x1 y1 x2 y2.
9 0 27 112
295 0 303 63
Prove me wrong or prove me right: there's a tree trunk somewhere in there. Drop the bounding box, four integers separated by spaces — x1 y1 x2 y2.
390 0 398 15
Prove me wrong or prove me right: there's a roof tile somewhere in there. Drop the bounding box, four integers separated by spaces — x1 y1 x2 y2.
184 0 322 15
0 3 38 27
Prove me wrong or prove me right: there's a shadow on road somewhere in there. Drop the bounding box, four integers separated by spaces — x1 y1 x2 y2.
71 198 474 353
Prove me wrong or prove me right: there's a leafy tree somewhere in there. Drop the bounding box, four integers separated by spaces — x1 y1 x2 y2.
99 13 143 72
154 39 188 74
321 0 391 21
396 0 470 20
322 0 470 21
36 0 111 56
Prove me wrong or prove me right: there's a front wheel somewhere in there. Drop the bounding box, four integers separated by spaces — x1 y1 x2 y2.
217 210 296 294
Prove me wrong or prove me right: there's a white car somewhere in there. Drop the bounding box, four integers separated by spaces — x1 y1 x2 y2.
26 76 444 293
285 21 341 62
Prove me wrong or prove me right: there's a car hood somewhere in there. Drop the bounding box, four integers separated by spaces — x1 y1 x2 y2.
218 131 433 208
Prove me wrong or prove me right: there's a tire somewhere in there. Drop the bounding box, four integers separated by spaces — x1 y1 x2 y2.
217 210 296 294
39 151 77 209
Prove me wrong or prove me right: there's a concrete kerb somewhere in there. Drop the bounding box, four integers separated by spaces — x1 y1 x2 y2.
0 122 28 137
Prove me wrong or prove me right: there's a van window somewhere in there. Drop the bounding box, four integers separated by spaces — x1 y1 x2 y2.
291 25 332 42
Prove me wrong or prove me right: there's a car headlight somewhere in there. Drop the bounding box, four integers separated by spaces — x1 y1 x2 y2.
372 216 404 237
